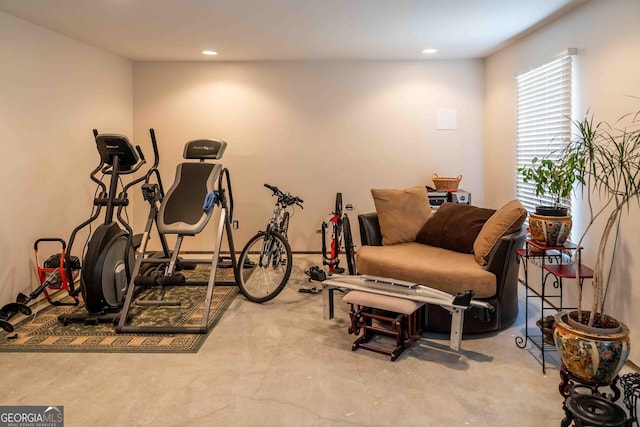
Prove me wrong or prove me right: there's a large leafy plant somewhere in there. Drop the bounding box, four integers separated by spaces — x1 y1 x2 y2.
565 109 640 327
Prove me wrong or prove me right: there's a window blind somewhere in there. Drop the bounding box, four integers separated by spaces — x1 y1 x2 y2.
516 54 574 214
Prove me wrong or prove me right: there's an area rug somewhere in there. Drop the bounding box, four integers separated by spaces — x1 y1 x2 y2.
0 266 238 353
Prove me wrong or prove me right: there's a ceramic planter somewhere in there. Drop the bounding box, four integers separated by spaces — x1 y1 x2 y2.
529 213 572 247
554 310 630 385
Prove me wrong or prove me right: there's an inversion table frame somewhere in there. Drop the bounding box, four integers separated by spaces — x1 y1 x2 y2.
116 139 238 335
322 275 494 351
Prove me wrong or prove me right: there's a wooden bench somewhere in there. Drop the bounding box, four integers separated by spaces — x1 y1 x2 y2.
343 290 424 361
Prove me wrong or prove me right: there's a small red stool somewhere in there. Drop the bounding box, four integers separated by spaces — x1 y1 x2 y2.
343 290 424 361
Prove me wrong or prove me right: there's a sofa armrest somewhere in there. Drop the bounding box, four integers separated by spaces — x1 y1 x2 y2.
485 228 526 297
358 213 382 246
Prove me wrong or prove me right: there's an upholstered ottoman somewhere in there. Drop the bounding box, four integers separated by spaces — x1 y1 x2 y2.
343 290 424 361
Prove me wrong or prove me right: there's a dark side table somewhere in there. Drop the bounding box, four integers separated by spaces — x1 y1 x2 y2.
561 390 629 426
515 239 593 373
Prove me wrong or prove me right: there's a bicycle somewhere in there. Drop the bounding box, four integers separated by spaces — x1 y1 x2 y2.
237 183 303 303
321 193 356 275
302 193 356 290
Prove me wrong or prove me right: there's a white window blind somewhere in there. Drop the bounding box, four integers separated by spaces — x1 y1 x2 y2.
516 53 574 214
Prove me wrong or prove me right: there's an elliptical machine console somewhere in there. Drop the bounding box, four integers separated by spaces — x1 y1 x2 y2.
96 134 141 171
60 130 153 325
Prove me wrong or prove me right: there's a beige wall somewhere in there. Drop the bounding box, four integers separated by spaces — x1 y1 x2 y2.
133 60 485 252
7 0 637 362
0 12 133 303
485 0 640 361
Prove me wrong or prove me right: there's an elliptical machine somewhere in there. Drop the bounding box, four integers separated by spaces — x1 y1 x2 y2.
59 130 154 325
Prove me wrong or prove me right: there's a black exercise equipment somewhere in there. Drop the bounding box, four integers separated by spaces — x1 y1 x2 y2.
115 137 238 334
58 130 154 326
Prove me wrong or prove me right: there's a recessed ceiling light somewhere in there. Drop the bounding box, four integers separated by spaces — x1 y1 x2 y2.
202 50 218 56
422 49 438 54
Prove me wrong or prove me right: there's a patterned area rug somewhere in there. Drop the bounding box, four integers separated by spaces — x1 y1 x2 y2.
0 266 238 353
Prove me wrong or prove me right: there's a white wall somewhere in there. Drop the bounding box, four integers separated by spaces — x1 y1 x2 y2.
133 60 485 252
485 0 640 361
0 12 133 304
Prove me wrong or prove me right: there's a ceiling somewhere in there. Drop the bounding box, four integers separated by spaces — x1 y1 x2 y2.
0 0 587 61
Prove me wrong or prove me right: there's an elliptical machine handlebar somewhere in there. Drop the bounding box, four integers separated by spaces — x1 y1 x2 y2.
136 145 146 163
148 129 160 169
143 129 164 194
121 137 160 195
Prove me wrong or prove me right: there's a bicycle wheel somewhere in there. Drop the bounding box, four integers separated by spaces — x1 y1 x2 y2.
342 213 356 275
335 192 343 216
329 219 342 272
237 230 292 303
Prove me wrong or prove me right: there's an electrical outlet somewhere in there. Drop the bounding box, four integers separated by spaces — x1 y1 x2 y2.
232 220 239 229
345 204 354 211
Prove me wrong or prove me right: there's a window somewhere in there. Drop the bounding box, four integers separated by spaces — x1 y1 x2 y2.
516 51 574 214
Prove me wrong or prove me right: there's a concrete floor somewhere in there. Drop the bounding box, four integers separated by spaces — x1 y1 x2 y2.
0 255 634 426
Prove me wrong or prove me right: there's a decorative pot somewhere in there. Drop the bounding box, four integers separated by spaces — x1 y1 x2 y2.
529 213 572 246
554 310 630 385
537 315 556 345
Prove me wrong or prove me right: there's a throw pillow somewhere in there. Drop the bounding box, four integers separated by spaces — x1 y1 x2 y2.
415 203 496 253
371 186 432 245
473 199 527 266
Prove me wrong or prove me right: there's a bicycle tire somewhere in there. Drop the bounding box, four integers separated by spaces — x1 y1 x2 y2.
329 217 342 272
237 230 292 303
342 213 356 275
335 192 343 216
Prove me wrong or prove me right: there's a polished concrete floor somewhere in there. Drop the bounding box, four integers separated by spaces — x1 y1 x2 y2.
0 255 634 426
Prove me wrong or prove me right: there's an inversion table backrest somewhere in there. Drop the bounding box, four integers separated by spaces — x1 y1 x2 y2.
157 139 226 235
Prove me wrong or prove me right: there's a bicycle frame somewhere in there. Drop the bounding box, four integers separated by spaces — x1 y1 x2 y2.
257 188 298 269
322 193 343 273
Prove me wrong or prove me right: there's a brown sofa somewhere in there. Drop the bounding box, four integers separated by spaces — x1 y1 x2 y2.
356 210 525 333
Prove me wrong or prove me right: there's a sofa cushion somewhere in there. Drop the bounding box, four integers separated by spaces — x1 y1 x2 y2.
355 242 497 298
473 199 527 266
371 186 432 245
415 203 496 253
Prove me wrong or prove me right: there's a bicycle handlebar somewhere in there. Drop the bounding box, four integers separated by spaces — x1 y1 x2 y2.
264 183 279 193
264 183 303 208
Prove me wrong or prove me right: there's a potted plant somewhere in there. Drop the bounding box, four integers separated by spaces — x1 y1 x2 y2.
553 108 640 386
519 145 577 246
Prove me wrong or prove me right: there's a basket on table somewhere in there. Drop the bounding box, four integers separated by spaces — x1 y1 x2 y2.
432 174 462 191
